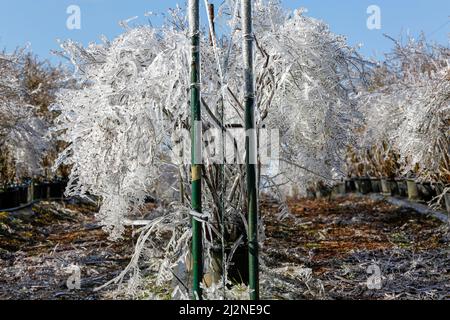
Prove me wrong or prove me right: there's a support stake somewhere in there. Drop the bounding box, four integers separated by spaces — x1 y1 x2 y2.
189 0 203 300
241 0 259 300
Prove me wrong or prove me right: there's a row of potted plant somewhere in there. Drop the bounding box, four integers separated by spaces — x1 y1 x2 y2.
0 178 68 210
344 141 449 213
336 177 450 213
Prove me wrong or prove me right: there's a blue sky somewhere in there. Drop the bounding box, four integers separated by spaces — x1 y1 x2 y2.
0 0 448 64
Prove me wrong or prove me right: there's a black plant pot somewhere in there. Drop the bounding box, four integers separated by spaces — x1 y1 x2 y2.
355 178 372 194
396 180 408 197
3 187 19 209
0 191 5 210
345 179 356 193
18 185 28 204
417 183 433 202
204 245 249 287
370 179 382 193
33 183 44 200
49 181 65 198
41 182 51 200
389 180 399 196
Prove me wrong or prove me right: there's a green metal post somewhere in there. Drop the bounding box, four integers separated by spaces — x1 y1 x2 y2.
189 0 203 300
242 0 259 300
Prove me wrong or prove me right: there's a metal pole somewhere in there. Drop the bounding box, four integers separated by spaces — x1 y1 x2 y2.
207 3 215 46
189 0 203 300
241 0 259 300
206 2 227 298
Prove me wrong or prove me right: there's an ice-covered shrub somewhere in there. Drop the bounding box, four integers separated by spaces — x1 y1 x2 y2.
0 50 62 182
53 0 368 296
357 36 449 185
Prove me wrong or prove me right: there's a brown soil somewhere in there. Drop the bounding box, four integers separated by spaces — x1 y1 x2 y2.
0 195 448 300
0 201 133 300
262 195 449 300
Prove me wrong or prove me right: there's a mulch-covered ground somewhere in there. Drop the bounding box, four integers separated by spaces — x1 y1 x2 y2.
0 201 133 300
0 195 448 300
261 195 450 300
